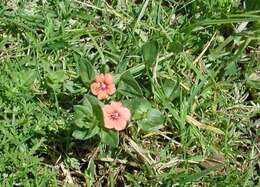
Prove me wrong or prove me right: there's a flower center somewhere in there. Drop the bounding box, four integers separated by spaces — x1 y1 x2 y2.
110 111 120 120
100 82 107 90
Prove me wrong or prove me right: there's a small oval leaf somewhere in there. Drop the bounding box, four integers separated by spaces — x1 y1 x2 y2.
77 58 96 85
138 108 165 131
118 71 143 97
84 94 104 126
142 40 159 69
100 129 119 147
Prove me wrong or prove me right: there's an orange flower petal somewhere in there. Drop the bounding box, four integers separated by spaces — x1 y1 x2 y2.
107 84 116 95
96 74 105 83
102 106 115 129
120 107 131 121
90 82 100 95
102 104 113 114
110 102 122 110
114 119 127 131
97 91 108 100
104 74 113 84
103 117 114 129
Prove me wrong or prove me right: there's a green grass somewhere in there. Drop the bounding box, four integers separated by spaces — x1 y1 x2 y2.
0 0 259 186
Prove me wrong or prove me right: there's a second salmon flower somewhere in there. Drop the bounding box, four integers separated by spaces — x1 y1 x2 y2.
102 102 131 131
90 73 116 100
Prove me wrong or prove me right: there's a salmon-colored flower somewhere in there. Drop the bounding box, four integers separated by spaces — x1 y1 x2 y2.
102 102 131 131
90 73 116 100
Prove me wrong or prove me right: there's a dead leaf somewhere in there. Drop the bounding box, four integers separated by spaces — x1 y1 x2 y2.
186 115 225 135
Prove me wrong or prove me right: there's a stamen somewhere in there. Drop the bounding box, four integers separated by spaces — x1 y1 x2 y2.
110 111 120 120
100 82 107 90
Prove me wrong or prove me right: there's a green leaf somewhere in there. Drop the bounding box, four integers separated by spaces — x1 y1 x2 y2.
118 71 143 97
245 0 260 11
138 108 165 131
179 165 223 184
142 40 159 69
47 70 67 84
82 97 93 115
123 98 151 112
72 126 99 140
85 159 96 187
74 119 86 128
123 98 151 120
74 104 92 117
225 62 238 76
168 40 183 53
46 70 67 91
246 72 260 90
20 70 37 86
65 157 80 170
85 126 100 139
85 94 104 126
162 79 179 101
45 40 67 50
78 58 96 85
100 129 119 147
72 130 87 140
